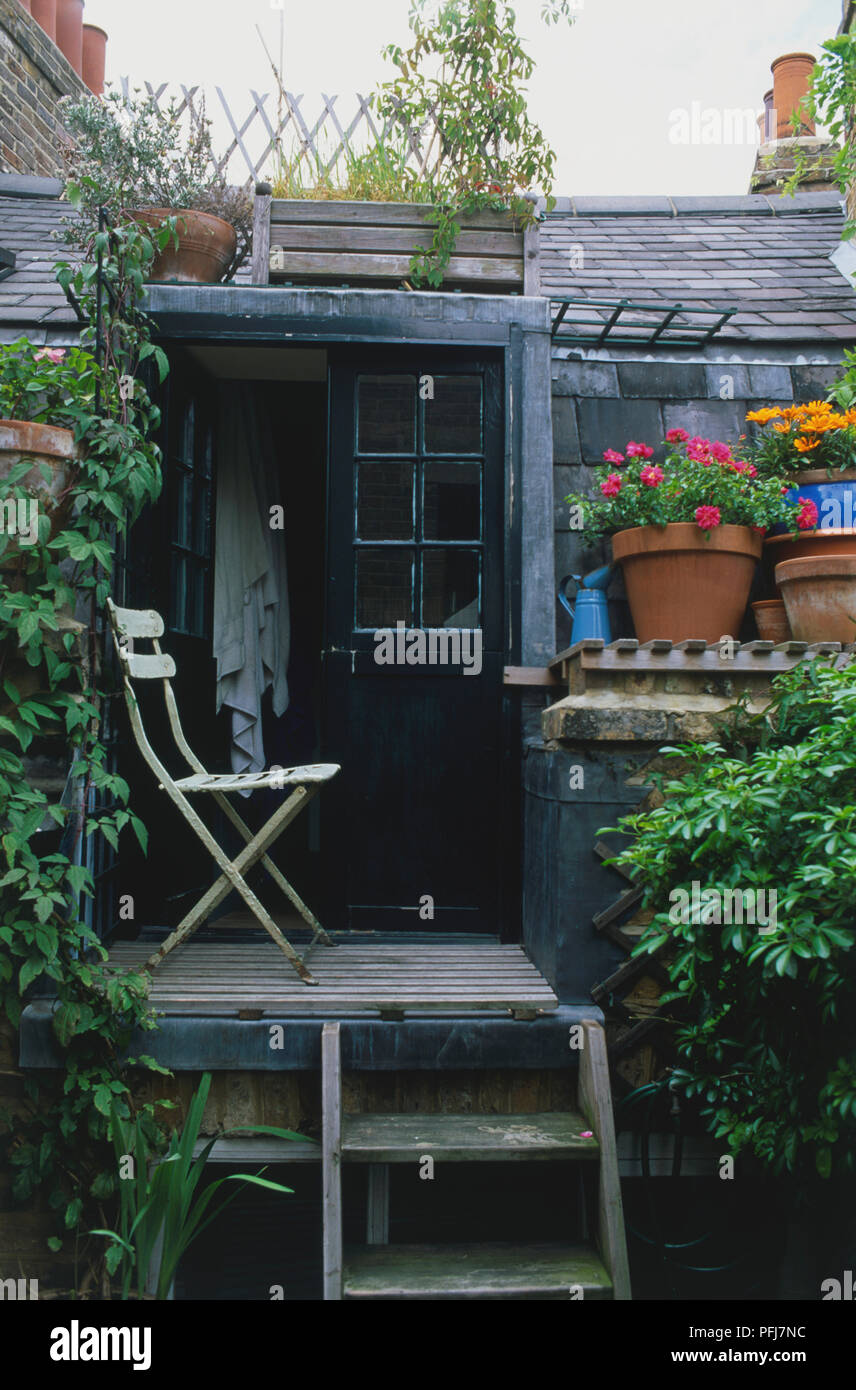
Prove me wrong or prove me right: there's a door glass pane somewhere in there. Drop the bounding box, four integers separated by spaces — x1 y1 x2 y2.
423 462 481 541
358 375 416 453
422 549 480 627
182 400 195 462
173 469 191 548
424 375 482 454
356 547 415 628
357 461 414 540
170 552 187 632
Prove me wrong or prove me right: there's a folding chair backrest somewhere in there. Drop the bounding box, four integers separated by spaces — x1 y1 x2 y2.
106 597 205 782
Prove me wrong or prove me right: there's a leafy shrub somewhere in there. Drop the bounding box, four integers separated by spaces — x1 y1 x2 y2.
609 660 856 1181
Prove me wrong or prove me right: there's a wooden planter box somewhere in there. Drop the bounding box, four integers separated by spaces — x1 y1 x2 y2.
251 189 538 294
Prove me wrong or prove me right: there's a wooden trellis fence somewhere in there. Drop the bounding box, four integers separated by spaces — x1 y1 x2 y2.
118 79 438 189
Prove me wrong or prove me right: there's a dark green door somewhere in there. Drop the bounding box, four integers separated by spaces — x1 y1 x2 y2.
324 353 506 932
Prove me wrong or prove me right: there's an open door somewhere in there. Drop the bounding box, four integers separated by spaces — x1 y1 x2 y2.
324 351 508 932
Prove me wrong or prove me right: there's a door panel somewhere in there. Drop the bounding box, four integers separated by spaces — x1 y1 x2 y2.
324 353 505 932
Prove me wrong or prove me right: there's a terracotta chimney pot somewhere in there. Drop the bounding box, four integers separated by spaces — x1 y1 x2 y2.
56 0 85 77
30 0 56 39
771 53 816 140
82 24 107 96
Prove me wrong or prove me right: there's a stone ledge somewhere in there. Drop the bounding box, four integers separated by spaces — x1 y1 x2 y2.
542 691 770 744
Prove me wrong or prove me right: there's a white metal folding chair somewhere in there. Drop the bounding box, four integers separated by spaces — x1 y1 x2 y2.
106 597 340 985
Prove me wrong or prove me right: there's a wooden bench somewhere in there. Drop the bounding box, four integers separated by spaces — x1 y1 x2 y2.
251 185 539 293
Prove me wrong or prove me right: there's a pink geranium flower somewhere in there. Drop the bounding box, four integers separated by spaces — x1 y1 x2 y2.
626 441 654 459
796 497 819 530
34 348 65 363
687 442 712 465
600 473 622 498
710 441 732 462
640 464 664 487
602 448 625 464
695 505 721 530
665 427 689 444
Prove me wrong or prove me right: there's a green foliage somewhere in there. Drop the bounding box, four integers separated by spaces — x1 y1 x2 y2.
374 0 575 285
606 660 856 1180
59 88 252 280
566 429 799 543
91 1073 312 1299
271 137 433 204
782 35 856 236
0 197 168 1283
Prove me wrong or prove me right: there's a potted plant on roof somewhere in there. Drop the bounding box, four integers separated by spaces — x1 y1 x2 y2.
745 388 856 572
567 429 803 643
58 88 253 285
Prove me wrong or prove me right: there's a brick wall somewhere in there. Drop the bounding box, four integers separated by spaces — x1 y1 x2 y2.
551 354 844 648
0 0 87 177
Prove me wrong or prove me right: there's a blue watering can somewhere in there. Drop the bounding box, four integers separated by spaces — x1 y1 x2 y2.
559 566 613 644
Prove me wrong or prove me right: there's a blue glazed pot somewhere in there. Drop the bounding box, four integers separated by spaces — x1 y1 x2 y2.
770 469 856 534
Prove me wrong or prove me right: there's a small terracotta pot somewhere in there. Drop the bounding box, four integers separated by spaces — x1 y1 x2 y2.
56 0 84 76
0 419 79 563
611 523 762 644
752 598 790 644
764 528 856 593
31 0 56 39
776 554 856 645
82 23 106 96
130 208 237 284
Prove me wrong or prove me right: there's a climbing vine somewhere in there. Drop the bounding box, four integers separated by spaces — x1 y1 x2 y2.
0 215 176 1290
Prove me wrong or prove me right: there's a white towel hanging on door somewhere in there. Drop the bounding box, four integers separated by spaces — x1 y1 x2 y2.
213 384 290 780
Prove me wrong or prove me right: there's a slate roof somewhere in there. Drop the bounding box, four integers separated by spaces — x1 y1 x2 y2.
0 178 78 336
541 192 856 344
1 177 855 346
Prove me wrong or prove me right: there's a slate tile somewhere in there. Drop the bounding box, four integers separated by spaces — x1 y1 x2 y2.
577 398 664 462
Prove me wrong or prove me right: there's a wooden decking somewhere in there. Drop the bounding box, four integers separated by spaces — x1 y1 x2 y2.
104 929 558 1018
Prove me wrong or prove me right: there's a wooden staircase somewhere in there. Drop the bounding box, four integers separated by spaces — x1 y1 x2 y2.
321 1020 631 1300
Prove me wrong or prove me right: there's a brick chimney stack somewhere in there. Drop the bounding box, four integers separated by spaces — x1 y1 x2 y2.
749 52 839 196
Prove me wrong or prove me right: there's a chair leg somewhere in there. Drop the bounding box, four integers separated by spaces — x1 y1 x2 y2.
145 786 322 983
211 790 336 948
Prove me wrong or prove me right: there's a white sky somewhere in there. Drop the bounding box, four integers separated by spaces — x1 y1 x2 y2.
83 0 843 195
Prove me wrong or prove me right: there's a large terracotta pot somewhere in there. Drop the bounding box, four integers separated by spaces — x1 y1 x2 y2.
31 0 56 39
612 523 762 644
82 23 106 95
55 0 84 76
0 419 79 561
131 208 237 284
776 554 856 645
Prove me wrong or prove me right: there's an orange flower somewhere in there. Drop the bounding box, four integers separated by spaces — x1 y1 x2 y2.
805 399 833 413
793 437 820 453
772 421 792 433
745 407 782 423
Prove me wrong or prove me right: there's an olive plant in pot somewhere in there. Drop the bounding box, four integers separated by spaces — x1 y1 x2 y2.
58 89 252 284
567 429 802 643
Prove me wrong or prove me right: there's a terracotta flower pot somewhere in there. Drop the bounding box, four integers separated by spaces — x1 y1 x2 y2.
752 598 791 644
31 0 56 39
763 528 856 593
775 554 856 645
131 208 237 285
0 419 79 563
55 0 84 77
611 523 762 644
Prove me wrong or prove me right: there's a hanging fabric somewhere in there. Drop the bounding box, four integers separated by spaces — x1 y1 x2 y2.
213 384 290 780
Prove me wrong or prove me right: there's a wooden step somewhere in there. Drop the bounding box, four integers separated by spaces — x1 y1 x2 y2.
343 1242 613 1300
341 1111 599 1163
